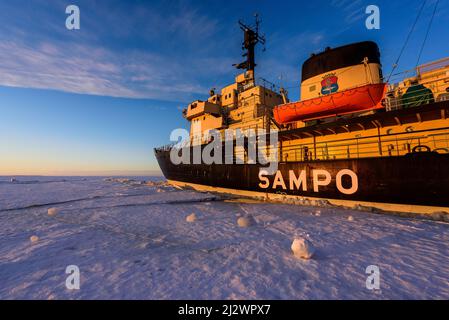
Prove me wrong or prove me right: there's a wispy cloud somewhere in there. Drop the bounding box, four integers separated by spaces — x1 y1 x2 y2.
0 1 233 102
331 0 365 24
0 39 240 101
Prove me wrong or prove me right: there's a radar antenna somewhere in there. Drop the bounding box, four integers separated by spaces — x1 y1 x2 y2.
233 14 266 73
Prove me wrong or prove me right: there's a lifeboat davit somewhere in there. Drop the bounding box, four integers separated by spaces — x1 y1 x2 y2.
273 83 387 124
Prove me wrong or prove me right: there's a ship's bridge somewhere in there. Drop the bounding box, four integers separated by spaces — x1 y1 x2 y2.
183 70 285 144
184 100 222 121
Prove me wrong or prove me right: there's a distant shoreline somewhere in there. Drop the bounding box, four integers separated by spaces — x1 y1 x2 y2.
0 173 164 178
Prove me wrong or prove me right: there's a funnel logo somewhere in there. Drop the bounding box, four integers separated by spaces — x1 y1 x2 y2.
321 73 339 95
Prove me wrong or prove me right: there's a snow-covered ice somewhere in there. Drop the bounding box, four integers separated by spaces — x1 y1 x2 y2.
1 176 449 299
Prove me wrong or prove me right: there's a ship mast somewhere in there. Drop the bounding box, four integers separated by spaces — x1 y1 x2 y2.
233 14 266 75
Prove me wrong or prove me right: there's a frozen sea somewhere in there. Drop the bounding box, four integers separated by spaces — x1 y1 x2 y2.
0 176 448 299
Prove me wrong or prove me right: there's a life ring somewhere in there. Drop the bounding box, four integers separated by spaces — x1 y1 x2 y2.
412 145 431 153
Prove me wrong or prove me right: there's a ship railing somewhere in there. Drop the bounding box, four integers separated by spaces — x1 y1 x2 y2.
280 126 449 162
257 77 281 94
417 57 449 74
387 57 449 82
387 75 449 95
390 57 449 80
154 142 179 153
156 128 449 163
386 77 449 111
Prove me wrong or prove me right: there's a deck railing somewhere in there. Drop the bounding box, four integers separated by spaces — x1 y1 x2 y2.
386 59 449 111
280 127 449 162
156 127 449 163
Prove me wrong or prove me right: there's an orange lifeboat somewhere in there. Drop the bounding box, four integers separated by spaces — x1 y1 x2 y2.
273 83 387 124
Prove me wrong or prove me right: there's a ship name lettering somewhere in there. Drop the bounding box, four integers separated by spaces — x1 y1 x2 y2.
259 169 358 195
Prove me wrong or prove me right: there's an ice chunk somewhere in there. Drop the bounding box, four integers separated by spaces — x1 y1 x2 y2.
291 237 315 259
47 208 59 216
186 213 197 223
237 215 255 228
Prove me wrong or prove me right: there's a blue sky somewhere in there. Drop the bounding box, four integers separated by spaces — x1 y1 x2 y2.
0 0 448 175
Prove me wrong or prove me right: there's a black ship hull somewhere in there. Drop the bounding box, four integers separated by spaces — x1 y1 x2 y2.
155 150 449 208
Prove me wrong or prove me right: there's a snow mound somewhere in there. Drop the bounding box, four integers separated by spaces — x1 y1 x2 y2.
145 180 166 187
296 198 311 206
314 199 331 207
47 208 59 216
186 213 197 223
315 210 321 216
104 177 146 186
237 215 255 228
291 238 315 259
353 204 377 212
348 215 354 221
430 211 449 222
104 177 132 183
